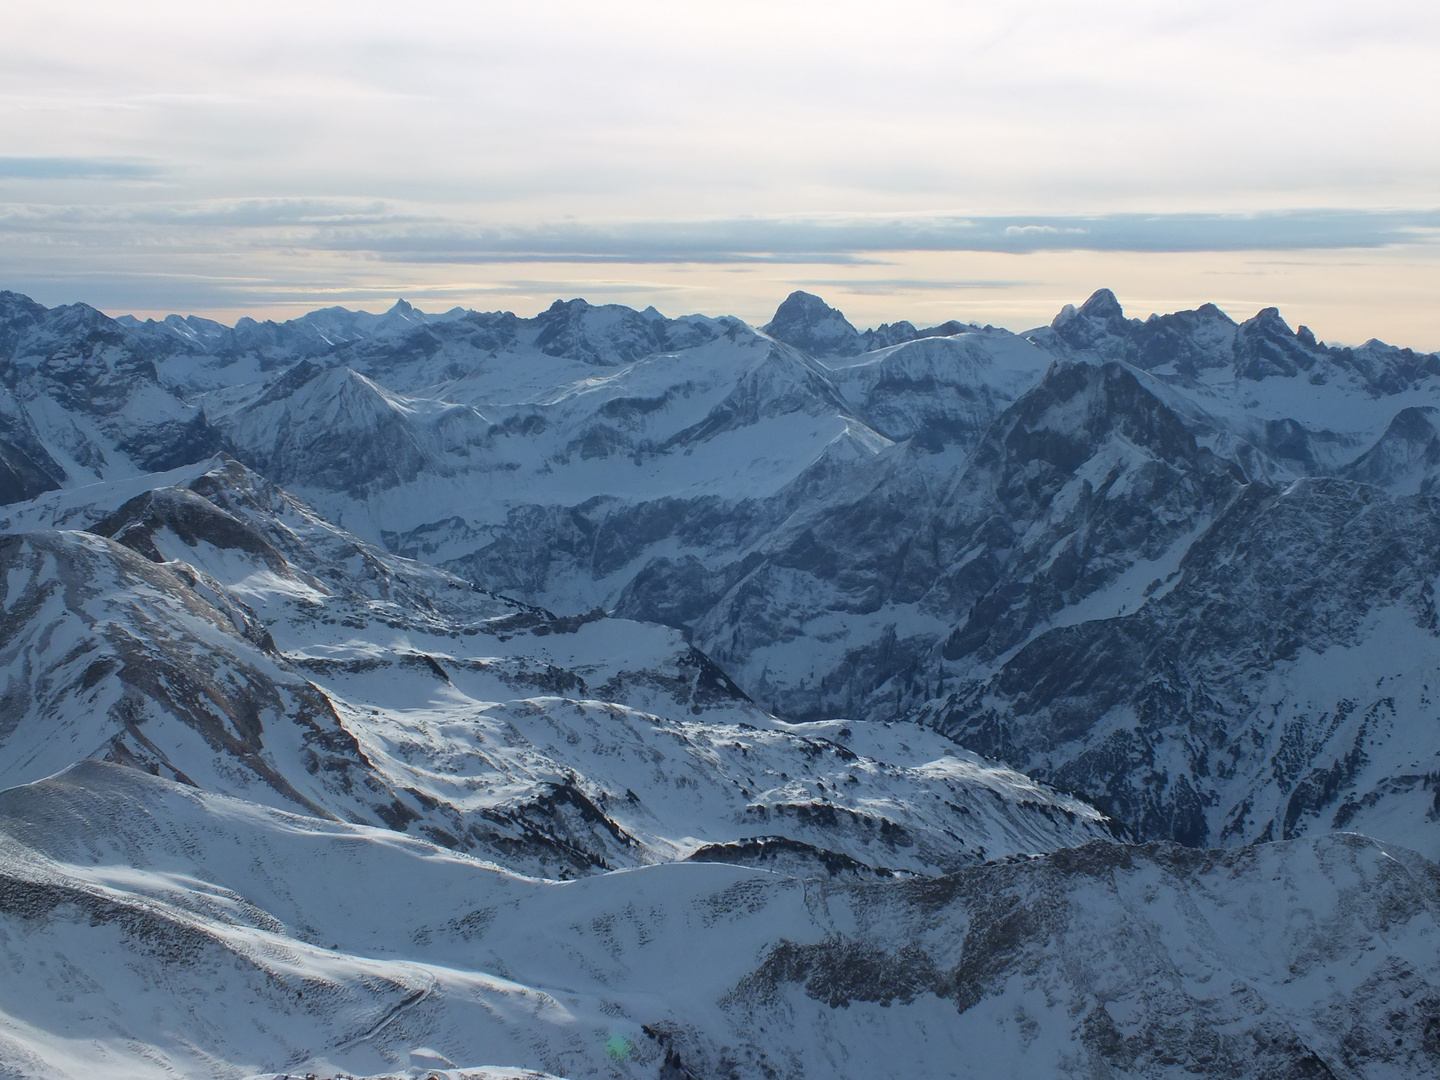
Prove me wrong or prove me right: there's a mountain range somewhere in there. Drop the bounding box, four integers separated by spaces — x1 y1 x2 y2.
2 284 1439 1078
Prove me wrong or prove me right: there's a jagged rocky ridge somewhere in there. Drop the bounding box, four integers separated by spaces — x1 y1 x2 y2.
4 285 1440 1077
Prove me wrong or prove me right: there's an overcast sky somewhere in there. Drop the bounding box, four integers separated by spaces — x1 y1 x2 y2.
3 0 1438 345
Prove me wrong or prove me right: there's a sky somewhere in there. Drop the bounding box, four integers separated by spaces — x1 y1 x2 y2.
2 0 1439 346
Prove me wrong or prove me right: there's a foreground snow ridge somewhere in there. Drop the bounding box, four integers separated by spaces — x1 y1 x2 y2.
4 764 1438 1080
2 286 1439 1078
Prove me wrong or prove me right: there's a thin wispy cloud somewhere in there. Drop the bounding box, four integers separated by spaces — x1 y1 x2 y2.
0 157 163 180
0 198 408 230
342 210 1440 261
7 204 1439 260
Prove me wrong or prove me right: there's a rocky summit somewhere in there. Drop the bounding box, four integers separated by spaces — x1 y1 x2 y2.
2 286 1439 1078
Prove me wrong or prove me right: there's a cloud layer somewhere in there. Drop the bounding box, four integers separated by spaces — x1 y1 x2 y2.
2 1 1438 343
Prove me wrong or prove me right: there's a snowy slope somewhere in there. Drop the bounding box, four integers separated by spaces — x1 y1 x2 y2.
1339 406 1440 494
0 762 1435 1079
0 459 1110 880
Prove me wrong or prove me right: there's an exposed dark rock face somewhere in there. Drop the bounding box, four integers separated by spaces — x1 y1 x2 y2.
932 360 1246 668
0 436 60 505
663 359 1245 726
0 530 369 815
91 486 290 569
928 477 1440 847
686 835 892 878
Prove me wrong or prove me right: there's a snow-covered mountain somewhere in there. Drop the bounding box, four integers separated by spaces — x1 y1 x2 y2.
0 457 1109 881
5 284 1440 1077
925 475 1440 851
10 284 1440 852
0 292 222 491
2 762 1435 1079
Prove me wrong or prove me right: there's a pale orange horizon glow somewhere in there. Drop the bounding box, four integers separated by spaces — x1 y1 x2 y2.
81 245 1440 353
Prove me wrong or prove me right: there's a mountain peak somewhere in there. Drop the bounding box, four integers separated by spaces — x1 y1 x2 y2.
767 290 838 323
1047 288 1133 350
762 290 862 357
1243 306 1292 334
1233 306 1321 381
1079 288 1124 322
542 297 590 316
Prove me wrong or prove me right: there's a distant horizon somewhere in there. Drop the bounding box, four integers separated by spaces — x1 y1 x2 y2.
5 280 1431 354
